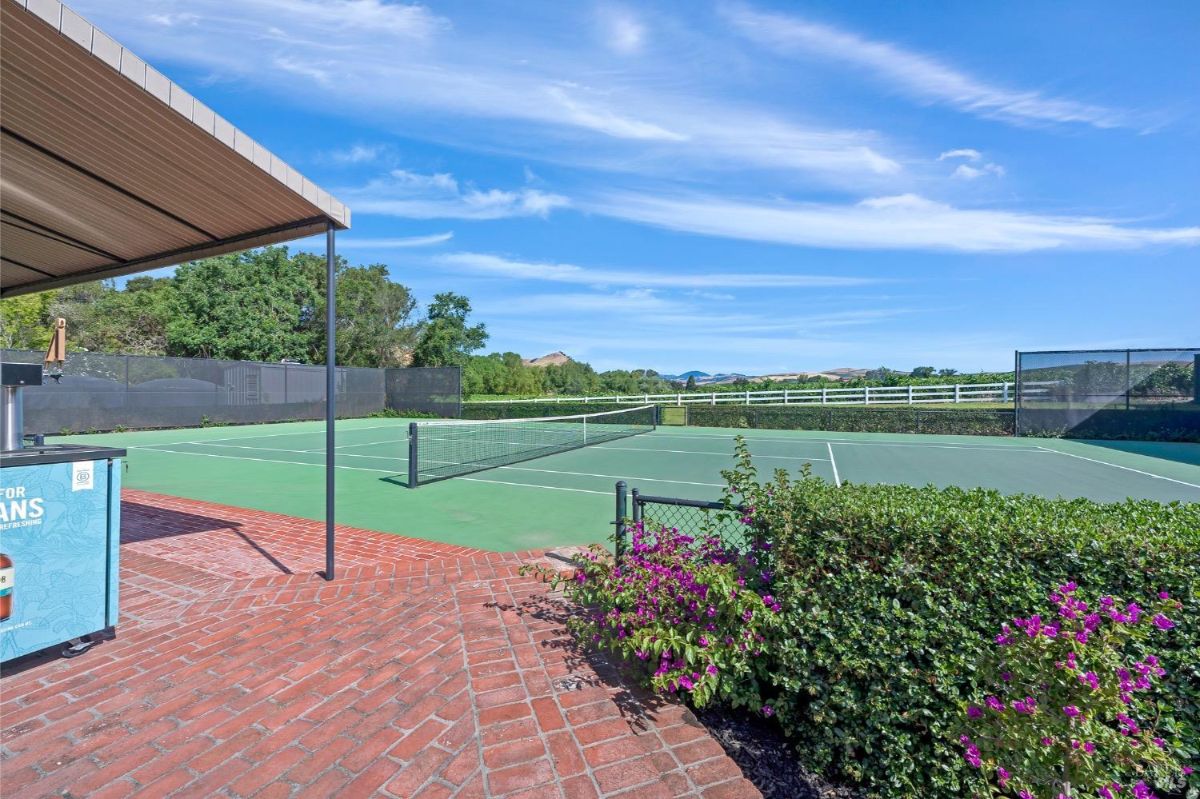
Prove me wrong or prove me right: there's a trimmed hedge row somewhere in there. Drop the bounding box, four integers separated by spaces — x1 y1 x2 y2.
463 402 1200 441
463 402 1015 436
463 401 647 419
741 464 1200 798
685 404 1015 436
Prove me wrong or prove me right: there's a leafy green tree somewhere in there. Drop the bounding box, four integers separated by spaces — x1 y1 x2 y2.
0 289 61 349
167 248 316 362
910 366 936 378
685 375 697 390
410 292 487 367
298 257 418 367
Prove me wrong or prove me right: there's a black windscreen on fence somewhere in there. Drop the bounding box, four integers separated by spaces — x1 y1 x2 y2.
1015 348 1200 440
386 365 461 418
1 350 461 433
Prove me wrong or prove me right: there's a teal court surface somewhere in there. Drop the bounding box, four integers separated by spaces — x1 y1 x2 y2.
66 418 1200 552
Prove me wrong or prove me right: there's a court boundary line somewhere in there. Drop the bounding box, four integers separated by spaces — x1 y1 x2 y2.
646 431 1050 451
827 442 841 487
122 422 409 449
595 445 829 461
1035 446 1200 490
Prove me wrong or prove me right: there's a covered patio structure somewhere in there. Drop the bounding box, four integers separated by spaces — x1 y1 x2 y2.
0 2 757 797
1 0 348 577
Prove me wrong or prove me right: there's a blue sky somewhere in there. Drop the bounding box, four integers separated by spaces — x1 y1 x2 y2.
77 0 1199 374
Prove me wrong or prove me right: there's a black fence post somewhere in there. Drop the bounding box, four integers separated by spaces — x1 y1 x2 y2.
408 422 419 488
1125 349 1132 411
614 481 627 562
1195 355 1200 404
631 488 642 529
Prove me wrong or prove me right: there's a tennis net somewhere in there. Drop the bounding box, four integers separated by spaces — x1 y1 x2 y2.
408 405 656 486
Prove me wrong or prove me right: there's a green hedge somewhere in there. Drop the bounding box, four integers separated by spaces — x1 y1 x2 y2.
465 402 1200 441
749 473 1200 798
686 405 1014 436
463 401 646 419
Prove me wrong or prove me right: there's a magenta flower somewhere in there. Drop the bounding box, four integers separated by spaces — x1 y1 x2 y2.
1151 613 1175 630
1063 705 1081 718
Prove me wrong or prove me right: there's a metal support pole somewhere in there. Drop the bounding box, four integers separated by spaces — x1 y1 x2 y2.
408 422 419 487
631 488 642 528
614 481 627 562
324 223 336 581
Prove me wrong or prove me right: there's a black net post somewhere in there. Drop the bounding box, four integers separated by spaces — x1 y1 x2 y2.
1126 350 1132 412
614 481 627 563
408 422 419 488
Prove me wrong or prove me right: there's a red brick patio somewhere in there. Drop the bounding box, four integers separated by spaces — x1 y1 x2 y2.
0 490 760 798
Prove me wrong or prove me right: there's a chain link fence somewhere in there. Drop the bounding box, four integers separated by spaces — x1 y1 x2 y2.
1015 348 1200 440
614 482 757 562
1 349 460 433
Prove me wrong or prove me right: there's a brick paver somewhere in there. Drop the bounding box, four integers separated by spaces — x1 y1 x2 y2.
0 490 760 798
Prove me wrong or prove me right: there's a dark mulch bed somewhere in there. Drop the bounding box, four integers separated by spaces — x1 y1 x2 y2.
694 705 865 799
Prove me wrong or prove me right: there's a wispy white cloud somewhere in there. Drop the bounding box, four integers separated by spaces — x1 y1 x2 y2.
544 85 686 141
938 149 981 161
723 3 1135 130
81 0 902 183
590 191 1200 252
338 232 453 248
330 144 385 164
342 170 569 220
434 252 881 288
952 163 1005 180
596 6 646 55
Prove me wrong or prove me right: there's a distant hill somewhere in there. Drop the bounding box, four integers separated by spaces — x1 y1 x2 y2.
661 367 873 384
522 351 574 368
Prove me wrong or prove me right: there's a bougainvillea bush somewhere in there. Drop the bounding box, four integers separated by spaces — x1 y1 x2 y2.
961 582 1192 798
530 516 782 711
537 437 1199 799
728 438 1199 799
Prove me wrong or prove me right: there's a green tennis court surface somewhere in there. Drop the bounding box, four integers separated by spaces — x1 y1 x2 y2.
66 419 1200 552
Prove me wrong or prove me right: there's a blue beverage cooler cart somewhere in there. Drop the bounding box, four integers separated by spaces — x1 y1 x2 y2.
2 361 125 662
0 445 126 662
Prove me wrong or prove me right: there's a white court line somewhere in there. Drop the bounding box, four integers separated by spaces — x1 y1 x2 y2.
457 477 610 495
191 441 407 463
827 442 841 487
132 446 399 474
125 422 407 449
645 431 1048 452
497 465 723 488
595 445 829 461
1035 446 1200 490
135 443 719 489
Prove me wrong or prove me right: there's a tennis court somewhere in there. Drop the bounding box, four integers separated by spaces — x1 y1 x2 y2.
62 410 1200 552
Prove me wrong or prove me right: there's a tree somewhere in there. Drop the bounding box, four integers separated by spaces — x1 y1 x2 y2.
937 368 958 377
910 366 936 378
307 261 417 367
685 375 697 391
167 248 316 362
410 293 488 367
0 290 61 349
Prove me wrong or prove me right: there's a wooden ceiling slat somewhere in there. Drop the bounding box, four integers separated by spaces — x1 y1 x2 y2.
0 2 349 297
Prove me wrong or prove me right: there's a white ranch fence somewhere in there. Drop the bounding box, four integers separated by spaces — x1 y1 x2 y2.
473 381 1058 407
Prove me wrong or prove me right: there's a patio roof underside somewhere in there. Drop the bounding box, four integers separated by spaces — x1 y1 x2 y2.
0 0 349 298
